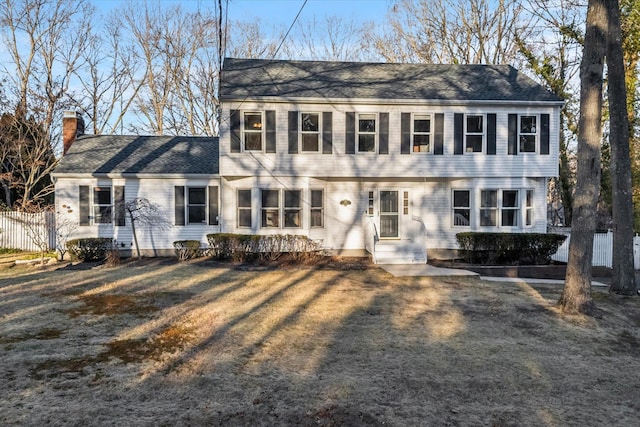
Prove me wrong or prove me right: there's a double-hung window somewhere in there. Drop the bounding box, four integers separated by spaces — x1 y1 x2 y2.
93 187 112 224
187 187 206 224
357 113 376 152
243 112 263 151
480 190 498 226
261 190 280 228
465 115 484 153
301 112 320 152
525 190 534 226
453 190 470 226
519 115 537 153
237 190 252 228
310 189 324 228
502 190 520 227
284 190 302 228
412 114 431 153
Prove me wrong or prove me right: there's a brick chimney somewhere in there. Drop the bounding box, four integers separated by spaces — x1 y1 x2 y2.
62 111 84 155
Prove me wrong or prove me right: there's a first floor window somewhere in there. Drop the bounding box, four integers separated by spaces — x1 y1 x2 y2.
310 189 324 228
525 190 534 226
188 187 206 224
237 190 252 228
93 187 112 224
502 190 519 227
453 190 470 226
358 113 376 152
480 190 498 226
261 189 280 228
284 190 302 228
465 115 484 153
301 112 320 152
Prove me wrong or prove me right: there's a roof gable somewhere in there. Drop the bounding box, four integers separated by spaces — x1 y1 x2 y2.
220 58 563 103
54 135 219 176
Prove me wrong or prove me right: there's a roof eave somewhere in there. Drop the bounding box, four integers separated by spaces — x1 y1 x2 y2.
52 173 220 179
220 96 565 106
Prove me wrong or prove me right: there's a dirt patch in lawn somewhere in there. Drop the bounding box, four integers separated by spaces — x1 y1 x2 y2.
1 258 639 426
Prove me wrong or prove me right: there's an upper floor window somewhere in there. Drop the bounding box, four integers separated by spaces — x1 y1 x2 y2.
357 113 376 152
465 115 484 153
93 187 112 224
301 112 320 152
453 190 470 226
243 112 263 151
519 115 537 153
412 114 431 153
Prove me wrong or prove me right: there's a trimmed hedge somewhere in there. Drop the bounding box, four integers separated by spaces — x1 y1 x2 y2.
66 238 113 261
456 232 567 265
206 233 321 262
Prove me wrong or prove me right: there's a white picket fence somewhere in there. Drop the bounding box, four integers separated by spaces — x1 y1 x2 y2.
0 211 56 252
551 230 640 269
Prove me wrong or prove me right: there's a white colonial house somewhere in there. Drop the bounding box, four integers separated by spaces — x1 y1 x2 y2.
53 58 563 263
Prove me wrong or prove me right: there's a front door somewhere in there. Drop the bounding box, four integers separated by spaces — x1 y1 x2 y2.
379 190 399 238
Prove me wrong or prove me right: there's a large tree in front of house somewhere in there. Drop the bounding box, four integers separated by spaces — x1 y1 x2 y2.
559 0 607 314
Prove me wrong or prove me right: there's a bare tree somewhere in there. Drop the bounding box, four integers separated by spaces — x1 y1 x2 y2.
606 0 637 295
0 0 93 208
370 0 529 64
559 0 607 314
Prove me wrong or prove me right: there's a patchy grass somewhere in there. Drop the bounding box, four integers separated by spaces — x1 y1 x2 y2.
0 258 639 426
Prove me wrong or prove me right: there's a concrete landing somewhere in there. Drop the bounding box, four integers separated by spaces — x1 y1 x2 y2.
380 264 479 277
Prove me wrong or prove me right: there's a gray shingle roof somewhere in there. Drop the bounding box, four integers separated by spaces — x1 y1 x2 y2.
54 135 218 175
220 58 564 103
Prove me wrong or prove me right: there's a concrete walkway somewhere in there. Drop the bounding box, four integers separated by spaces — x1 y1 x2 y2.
380 264 608 287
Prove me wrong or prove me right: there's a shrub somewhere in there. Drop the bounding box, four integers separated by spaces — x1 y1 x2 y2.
66 238 113 262
173 240 202 262
456 232 567 265
206 233 322 263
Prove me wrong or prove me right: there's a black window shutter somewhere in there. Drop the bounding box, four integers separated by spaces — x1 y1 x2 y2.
487 113 496 155
508 114 518 155
345 112 355 154
288 111 298 154
540 114 550 155
114 186 125 226
208 186 219 225
322 111 333 154
454 113 464 155
434 113 444 155
401 113 411 154
379 112 389 154
175 186 185 226
230 110 241 153
79 185 90 226
265 110 276 153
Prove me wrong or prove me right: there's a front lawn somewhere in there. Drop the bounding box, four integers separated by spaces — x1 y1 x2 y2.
0 258 638 425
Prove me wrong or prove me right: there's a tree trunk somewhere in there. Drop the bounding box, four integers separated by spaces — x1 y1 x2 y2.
607 0 637 295
559 0 607 314
127 209 141 260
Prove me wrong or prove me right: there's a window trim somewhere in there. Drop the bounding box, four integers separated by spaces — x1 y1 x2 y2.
412 113 432 154
300 112 321 153
187 187 207 225
501 190 520 228
518 114 538 154
283 189 302 228
242 111 264 152
479 189 498 227
452 189 471 227
356 112 377 153
464 114 485 153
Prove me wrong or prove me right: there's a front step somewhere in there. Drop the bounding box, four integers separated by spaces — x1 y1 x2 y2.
374 241 427 265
